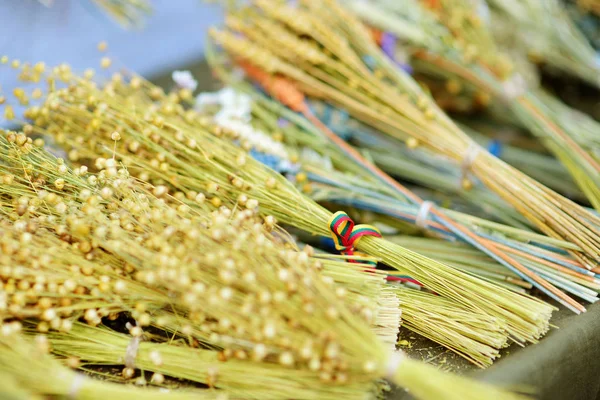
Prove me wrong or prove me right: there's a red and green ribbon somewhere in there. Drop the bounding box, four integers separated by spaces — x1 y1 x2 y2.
328 211 382 262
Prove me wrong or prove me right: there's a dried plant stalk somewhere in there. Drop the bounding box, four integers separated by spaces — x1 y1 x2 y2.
42 322 380 400
200 82 594 308
352 0 600 213
394 288 507 368
0 127 397 348
15 61 556 344
0 127 526 399
0 331 227 400
211 0 600 269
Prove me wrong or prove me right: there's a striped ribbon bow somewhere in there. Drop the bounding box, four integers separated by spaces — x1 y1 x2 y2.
328 211 382 262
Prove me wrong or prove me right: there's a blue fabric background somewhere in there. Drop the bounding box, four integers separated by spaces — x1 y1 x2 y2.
0 0 222 126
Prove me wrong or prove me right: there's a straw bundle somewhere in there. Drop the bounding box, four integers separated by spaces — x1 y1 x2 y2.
432 0 600 209
0 331 225 400
0 133 381 398
392 288 507 368
387 236 600 303
9 57 558 345
39 315 527 400
209 0 600 271
486 0 600 87
347 113 584 214
41 322 382 399
199 82 589 310
0 125 531 399
350 0 600 212
0 128 398 349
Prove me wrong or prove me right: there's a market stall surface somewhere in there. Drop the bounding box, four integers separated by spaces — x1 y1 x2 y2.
391 302 600 400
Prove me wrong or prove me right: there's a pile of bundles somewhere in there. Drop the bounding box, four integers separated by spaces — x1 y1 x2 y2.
2 0 600 398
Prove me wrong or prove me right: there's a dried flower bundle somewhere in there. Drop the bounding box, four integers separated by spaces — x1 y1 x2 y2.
193 83 518 365
200 82 588 311
7 57 560 346
41 322 382 399
209 0 600 272
0 132 410 399
351 0 600 212
355 116 584 217
0 330 225 400
0 126 397 338
424 0 600 209
0 133 528 399
388 236 600 303
486 0 600 87
393 288 507 368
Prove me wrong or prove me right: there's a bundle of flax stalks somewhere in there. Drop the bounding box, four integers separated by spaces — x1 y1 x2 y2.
348 0 600 211
210 0 600 272
194 79 593 314
0 330 223 400
0 126 527 399
4 56 557 350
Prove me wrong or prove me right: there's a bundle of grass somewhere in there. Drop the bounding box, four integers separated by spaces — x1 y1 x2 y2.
12 58 558 345
485 0 600 87
209 0 600 270
0 329 226 400
392 288 507 368
195 82 521 363
350 115 584 218
0 123 500 375
0 137 529 400
349 0 600 212
39 321 385 399
195 80 527 226
388 236 600 303
196 81 587 310
0 126 399 348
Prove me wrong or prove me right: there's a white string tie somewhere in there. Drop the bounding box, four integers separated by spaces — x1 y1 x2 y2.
385 351 405 378
68 373 86 399
415 201 434 229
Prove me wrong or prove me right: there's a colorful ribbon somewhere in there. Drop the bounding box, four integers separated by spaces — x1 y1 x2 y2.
328 211 382 261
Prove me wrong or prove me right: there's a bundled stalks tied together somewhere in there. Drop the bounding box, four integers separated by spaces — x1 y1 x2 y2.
0 127 526 399
0 330 227 400
485 0 600 87
38 321 390 399
349 0 600 212
204 56 581 317
0 124 399 337
196 81 595 313
392 288 508 368
194 85 526 363
4 56 558 347
0 128 392 399
208 0 600 273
